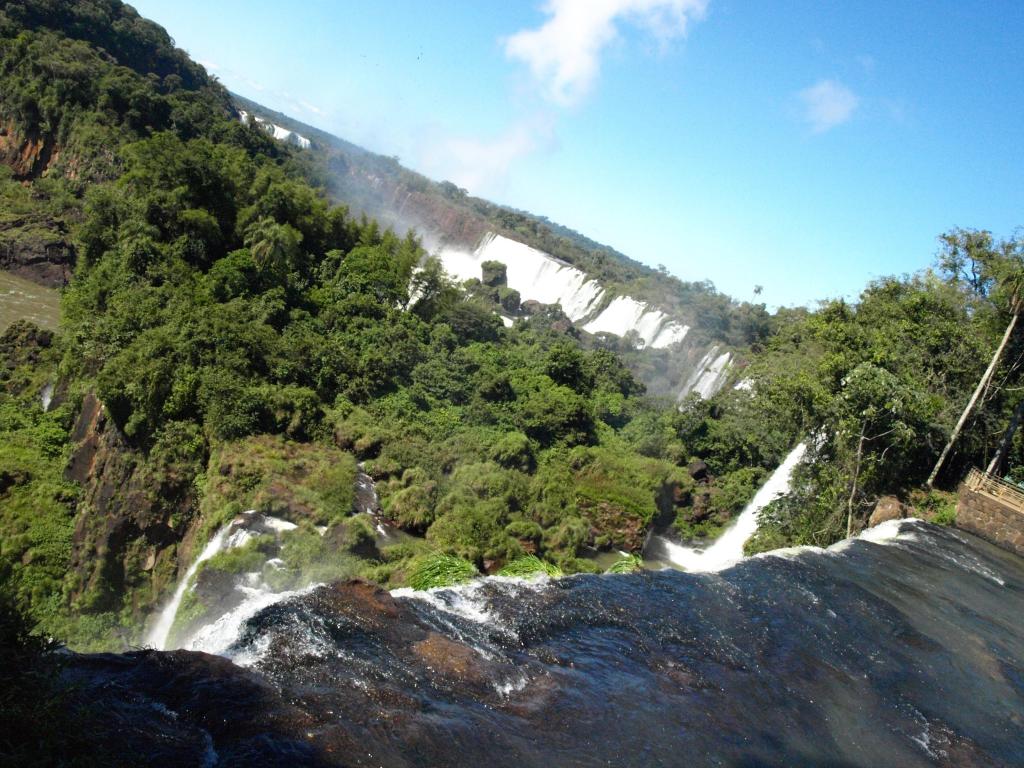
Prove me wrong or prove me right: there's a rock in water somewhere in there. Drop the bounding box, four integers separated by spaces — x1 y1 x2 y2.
869 495 907 527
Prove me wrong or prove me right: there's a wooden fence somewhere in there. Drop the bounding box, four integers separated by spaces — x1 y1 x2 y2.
963 467 1024 512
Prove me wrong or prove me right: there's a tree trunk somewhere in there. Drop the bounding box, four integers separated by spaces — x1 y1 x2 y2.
986 396 1024 476
847 428 866 538
927 309 1020 487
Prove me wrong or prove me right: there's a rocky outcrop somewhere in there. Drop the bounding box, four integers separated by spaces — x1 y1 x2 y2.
0 120 59 180
0 223 75 287
0 320 53 384
59 649 332 767
64 394 197 616
869 495 907 527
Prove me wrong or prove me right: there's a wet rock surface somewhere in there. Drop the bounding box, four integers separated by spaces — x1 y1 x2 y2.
58 522 1024 767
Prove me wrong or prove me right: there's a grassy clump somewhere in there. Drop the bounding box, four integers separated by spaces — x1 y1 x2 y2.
497 555 562 578
605 553 643 574
407 553 478 591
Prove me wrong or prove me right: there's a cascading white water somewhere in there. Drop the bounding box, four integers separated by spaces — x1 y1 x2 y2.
146 513 299 651
582 295 689 349
145 522 234 650
434 233 689 350
184 584 311 657
437 233 605 321
434 232 738 401
678 347 733 401
659 443 807 572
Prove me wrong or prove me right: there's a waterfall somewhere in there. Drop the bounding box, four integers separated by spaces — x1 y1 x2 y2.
654 443 807 572
145 522 234 650
145 512 300 650
434 233 688 348
582 295 689 349
678 346 733 401
434 232 733 399
436 233 605 321
40 382 53 412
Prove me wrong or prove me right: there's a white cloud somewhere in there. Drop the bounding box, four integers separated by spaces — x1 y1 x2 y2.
420 116 556 196
798 79 859 133
505 0 708 105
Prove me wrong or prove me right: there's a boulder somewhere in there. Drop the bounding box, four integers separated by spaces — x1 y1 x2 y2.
687 460 709 482
869 495 906 527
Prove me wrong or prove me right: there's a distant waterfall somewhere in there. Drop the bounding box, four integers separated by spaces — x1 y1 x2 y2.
434 232 735 401
651 443 807 572
678 346 733 401
435 233 689 350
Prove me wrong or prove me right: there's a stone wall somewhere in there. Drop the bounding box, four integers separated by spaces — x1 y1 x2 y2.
956 487 1024 558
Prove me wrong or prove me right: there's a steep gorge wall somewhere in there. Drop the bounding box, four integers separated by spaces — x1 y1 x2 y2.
64 393 198 617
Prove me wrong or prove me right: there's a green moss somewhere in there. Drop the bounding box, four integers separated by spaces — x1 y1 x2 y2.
201 535 273 576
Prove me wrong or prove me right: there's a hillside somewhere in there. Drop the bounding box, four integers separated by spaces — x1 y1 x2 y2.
230 92 766 350
232 94 779 403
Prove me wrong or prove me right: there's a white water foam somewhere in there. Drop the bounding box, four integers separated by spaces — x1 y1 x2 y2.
184 584 314 657
391 582 497 625
660 443 808 572
678 347 733 401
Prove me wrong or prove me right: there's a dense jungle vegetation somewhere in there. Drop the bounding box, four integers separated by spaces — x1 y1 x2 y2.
1 0 1022 659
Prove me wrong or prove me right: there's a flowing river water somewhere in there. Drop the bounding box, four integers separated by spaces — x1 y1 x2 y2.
64 516 1022 766
0 270 60 331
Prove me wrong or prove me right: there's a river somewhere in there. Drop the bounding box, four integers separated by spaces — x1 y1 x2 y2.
0 270 60 331
64 519 1024 766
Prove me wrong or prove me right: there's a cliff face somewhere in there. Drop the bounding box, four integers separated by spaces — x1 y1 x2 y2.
0 120 59 180
0 221 75 288
0 121 77 287
328 155 489 249
64 394 197 620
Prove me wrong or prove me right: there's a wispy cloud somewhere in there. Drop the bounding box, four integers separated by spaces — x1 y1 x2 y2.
420 116 556 196
798 79 859 133
505 0 708 106
299 100 325 117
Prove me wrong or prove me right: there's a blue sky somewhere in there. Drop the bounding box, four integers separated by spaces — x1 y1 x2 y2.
131 0 1024 308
